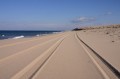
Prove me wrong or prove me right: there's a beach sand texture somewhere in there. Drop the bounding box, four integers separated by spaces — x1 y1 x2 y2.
0 27 120 79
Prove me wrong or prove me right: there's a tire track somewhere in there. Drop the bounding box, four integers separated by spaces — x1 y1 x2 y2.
76 32 120 79
0 34 66 63
11 34 68 79
0 33 65 60
32 33 104 79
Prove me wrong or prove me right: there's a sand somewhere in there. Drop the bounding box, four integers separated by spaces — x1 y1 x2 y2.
78 26 120 71
0 27 120 79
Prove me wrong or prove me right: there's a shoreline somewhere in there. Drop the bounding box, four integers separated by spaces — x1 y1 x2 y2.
0 27 120 79
0 31 61 40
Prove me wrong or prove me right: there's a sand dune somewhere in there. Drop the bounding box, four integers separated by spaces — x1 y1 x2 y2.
0 30 120 79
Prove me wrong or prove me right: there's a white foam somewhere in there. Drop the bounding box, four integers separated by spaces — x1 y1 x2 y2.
52 32 60 34
2 35 5 37
36 34 40 37
13 35 24 39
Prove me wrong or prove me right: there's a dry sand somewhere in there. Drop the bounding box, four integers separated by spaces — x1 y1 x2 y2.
0 27 120 79
78 25 120 71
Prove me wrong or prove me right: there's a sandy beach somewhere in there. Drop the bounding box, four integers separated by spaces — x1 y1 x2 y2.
0 26 120 79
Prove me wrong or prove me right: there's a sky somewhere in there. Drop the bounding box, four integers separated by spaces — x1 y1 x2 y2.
0 0 120 30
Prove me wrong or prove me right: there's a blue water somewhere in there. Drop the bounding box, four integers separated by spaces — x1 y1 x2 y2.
0 30 60 40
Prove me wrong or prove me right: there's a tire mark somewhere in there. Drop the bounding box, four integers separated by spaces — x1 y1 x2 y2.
11 34 69 79
76 33 120 79
0 34 66 63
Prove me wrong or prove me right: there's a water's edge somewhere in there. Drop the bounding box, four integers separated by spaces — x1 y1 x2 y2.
0 30 61 40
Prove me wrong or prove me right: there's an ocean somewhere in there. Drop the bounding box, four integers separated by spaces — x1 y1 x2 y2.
0 30 61 40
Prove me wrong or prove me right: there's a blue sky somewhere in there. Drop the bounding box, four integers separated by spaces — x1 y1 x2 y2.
0 0 120 30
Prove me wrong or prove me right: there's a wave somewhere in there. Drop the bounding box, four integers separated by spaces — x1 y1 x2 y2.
52 32 61 34
13 35 24 39
36 34 40 37
0 31 61 40
2 35 5 37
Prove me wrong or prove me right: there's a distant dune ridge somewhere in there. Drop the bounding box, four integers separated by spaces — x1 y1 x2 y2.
73 24 120 30
73 24 120 43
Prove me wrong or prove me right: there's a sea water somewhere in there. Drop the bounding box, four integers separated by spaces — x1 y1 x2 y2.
0 30 60 40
